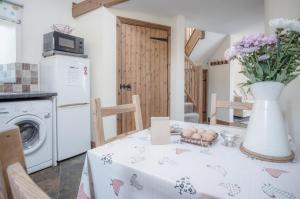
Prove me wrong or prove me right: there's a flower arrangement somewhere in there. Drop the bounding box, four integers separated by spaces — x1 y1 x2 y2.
225 18 300 86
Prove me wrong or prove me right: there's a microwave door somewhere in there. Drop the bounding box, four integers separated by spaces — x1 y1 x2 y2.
54 32 76 53
43 31 84 54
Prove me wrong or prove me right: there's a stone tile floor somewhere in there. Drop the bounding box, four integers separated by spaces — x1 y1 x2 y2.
30 153 86 199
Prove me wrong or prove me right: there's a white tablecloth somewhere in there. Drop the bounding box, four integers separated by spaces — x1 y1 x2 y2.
77 121 300 199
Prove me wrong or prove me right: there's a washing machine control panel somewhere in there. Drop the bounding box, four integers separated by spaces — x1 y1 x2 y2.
0 106 9 114
0 100 52 125
0 103 33 115
0 104 13 117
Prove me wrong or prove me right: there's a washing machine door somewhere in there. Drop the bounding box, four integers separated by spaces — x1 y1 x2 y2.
7 115 46 155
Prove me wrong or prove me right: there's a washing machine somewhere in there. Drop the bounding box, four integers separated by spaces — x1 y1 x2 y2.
0 100 54 174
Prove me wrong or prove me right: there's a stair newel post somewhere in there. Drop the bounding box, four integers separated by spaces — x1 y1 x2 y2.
198 67 203 123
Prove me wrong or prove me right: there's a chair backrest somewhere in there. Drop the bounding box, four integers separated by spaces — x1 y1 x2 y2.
210 93 253 125
92 95 143 147
7 163 49 199
0 126 50 199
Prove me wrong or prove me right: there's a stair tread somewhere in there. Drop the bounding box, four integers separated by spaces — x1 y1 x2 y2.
184 102 194 113
184 112 199 116
184 112 199 123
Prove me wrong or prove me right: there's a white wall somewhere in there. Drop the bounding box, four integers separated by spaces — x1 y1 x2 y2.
20 0 76 64
76 7 186 139
230 21 265 101
170 15 185 121
191 31 227 67
264 0 300 153
75 7 117 140
207 36 231 122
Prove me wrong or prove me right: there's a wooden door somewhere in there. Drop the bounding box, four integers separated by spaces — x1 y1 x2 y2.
202 69 208 122
117 18 170 134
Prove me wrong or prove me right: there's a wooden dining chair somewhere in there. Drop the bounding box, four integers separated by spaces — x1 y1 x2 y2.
92 95 143 147
0 126 50 199
210 93 253 125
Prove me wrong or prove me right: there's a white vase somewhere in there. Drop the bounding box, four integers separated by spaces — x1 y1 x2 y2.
242 81 293 160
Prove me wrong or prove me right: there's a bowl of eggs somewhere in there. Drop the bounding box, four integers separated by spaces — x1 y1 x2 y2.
181 128 218 147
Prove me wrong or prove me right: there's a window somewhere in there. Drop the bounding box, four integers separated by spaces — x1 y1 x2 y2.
0 19 16 64
0 1 22 64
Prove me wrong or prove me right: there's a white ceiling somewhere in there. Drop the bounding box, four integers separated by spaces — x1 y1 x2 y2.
115 0 265 34
190 31 227 65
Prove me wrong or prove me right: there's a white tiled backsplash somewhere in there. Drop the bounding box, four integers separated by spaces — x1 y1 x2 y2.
0 63 39 92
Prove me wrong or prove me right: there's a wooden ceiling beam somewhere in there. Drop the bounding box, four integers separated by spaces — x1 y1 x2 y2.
72 0 129 18
103 0 129 8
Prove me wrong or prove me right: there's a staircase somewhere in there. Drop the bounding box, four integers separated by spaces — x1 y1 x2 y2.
184 28 205 123
184 56 203 123
184 96 199 123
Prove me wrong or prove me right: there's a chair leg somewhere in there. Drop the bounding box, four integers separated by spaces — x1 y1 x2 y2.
92 98 105 147
210 93 217 125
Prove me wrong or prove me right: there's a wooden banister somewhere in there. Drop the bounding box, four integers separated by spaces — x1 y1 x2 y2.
185 29 205 57
184 56 204 123
184 27 206 123
185 28 195 43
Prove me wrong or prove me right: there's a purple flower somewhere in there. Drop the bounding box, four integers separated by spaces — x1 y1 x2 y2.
226 34 277 60
258 54 270 61
262 35 277 45
224 47 237 61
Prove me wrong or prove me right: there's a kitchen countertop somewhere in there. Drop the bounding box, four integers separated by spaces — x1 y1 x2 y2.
0 91 57 101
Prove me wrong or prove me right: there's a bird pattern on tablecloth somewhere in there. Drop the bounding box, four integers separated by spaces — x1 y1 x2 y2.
262 183 296 199
219 183 241 197
175 148 190 155
263 168 288 178
130 174 143 190
101 153 113 165
111 179 124 196
76 122 300 199
77 183 89 199
174 177 197 195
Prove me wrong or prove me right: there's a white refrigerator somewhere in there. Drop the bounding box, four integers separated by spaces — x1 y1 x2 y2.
40 55 91 161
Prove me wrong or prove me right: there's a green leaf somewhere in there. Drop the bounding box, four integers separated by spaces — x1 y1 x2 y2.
256 64 264 79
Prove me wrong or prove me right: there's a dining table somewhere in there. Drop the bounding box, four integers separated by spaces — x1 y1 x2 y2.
77 121 300 199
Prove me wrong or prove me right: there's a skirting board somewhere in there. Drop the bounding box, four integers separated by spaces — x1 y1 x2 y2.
207 117 232 126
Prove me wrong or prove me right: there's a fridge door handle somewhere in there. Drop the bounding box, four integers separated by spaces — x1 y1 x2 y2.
58 103 89 108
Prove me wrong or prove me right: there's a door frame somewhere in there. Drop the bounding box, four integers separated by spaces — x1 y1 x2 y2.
116 16 171 134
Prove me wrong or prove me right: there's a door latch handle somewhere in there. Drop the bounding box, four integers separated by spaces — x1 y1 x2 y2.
120 84 126 91
120 84 132 91
126 84 132 91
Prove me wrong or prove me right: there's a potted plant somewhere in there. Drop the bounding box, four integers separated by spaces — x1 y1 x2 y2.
225 18 300 162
